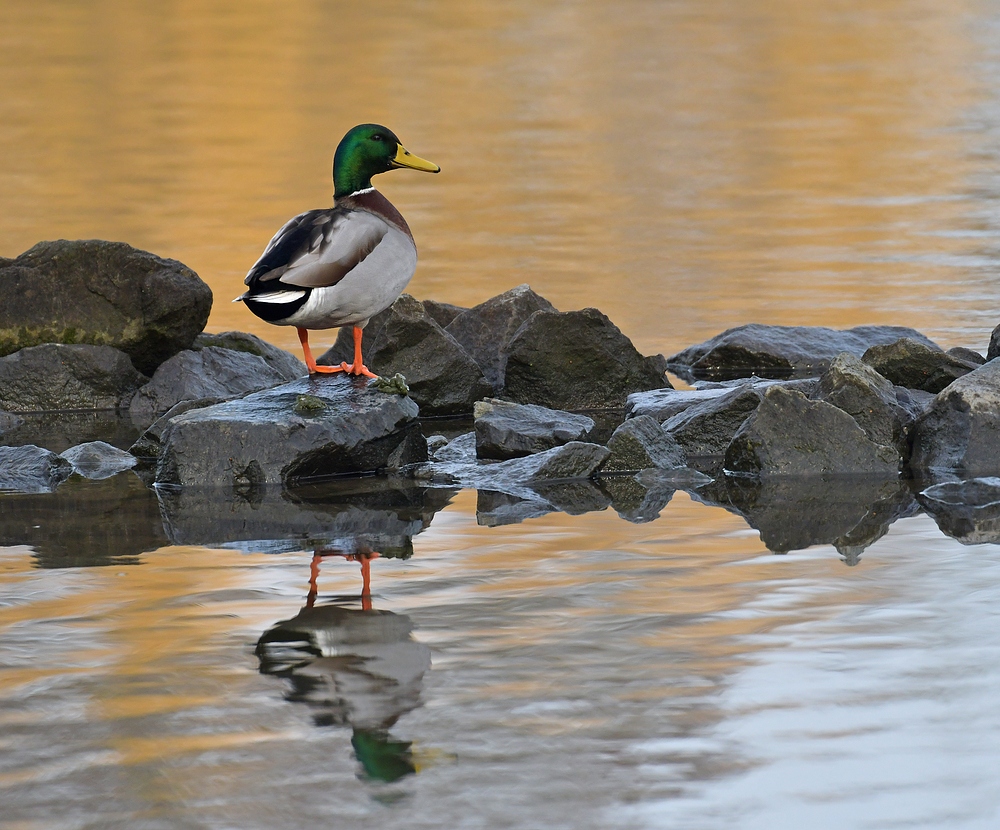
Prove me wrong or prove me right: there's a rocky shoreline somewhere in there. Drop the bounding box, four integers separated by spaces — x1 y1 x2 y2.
3 239 1000 550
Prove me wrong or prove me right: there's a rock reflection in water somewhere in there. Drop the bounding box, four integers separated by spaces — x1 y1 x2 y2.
694 474 918 560
0 472 166 567
918 478 1000 545
257 556 431 783
156 477 456 553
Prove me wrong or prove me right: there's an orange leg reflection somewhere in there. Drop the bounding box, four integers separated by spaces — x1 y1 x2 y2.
307 548 381 610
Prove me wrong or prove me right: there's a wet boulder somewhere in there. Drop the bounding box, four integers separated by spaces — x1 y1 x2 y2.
0 344 148 412
445 284 556 390
861 337 979 394
910 360 1000 477
818 353 918 460
668 324 939 382
319 294 492 416
501 308 671 409
662 385 763 457
129 397 225 464
627 386 734 422
193 331 305 378
474 398 595 460
0 239 212 375
129 346 300 424
603 415 686 473
155 375 426 488
725 385 900 477
0 444 73 493
60 440 137 480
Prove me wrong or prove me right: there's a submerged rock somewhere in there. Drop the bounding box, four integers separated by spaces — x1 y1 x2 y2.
603 415 686 473
129 346 300 423
0 344 148 412
910 360 1000 477
474 398 595 460
0 444 74 493
501 308 670 409
155 375 426 488
60 440 137 480
319 294 492 415
725 385 900 477
445 284 556 390
0 239 212 375
668 324 939 382
862 337 979 394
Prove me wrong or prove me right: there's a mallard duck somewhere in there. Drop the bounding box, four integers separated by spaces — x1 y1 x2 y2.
235 124 440 377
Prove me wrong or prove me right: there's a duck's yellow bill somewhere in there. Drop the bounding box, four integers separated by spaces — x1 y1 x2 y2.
391 145 440 173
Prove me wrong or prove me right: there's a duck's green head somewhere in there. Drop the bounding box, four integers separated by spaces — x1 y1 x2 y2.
333 123 440 199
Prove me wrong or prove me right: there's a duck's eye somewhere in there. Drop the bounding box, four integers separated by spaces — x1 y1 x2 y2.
371 134 384 142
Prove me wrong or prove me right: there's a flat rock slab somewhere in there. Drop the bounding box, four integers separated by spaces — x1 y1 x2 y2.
910 360 1000 477
0 343 148 412
474 398 595 460
725 385 900 477
0 239 212 375
668 324 939 382
0 444 74 493
155 375 426 488
501 308 671 409
129 345 302 423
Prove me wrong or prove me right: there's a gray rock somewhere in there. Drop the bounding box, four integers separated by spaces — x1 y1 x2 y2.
668 324 940 382
433 431 477 463
501 308 671 409
0 473 167 567
725 385 900 477
193 330 305 378
0 410 25 438
129 346 299 423
445 285 556 390
910 360 1000 477
0 444 73 493
818 352 916 460
319 294 493 415
474 398 595 460
603 415 686 473
862 337 979 394
423 299 468 329
0 411 139 454
0 239 212 375
989 324 1000 361
425 434 451 458
918 478 1000 546
129 397 225 462
947 347 986 367
60 440 137 480
0 344 148 412
155 375 426 488
662 385 763 457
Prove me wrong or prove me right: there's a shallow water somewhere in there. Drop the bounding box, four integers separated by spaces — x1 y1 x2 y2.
4 0 1000 827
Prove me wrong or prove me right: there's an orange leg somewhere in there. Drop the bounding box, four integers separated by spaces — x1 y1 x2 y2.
337 326 378 379
307 549 380 610
298 328 343 375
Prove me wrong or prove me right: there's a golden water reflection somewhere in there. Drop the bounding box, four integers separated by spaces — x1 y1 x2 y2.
2 0 998 363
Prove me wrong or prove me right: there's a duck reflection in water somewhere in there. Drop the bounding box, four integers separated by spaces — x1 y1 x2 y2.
257 545 431 783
